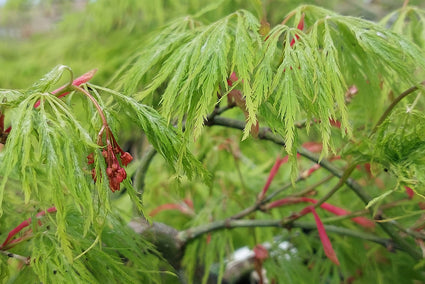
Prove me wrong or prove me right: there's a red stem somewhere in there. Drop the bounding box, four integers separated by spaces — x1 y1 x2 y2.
259 154 301 200
34 69 97 108
258 157 286 200
71 85 108 128
0 207 57 249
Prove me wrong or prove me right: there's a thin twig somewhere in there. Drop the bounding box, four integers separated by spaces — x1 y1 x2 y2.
0 250 30 265
229 173 315 220
204 104 235 126
371 83 423 134
291 174 335 197
313 164 356 209
323 199 410 224
281 9 297 25
71 85 108 127
263 179 299 203
403 0 409 9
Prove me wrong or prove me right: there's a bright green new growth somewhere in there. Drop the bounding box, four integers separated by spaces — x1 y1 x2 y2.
117 5 425 164
90 84 210 181
0 65 207 209
357 109 425 208
1 2 425 283
14 211 164 283
374 110 425 190
0 65 208 281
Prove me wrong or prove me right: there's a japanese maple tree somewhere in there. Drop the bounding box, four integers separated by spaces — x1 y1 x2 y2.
1 0 425 283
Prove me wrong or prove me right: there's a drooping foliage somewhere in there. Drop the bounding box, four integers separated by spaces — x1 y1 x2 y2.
1 1 425 283
381 5 425 49
0 65 207 282
2 209 166 283
117 5 425 162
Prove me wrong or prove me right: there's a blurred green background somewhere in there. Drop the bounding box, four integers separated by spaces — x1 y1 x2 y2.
1 0 425 89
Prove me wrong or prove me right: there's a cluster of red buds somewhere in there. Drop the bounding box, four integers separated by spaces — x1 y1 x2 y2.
87 126 133 192
49 70 135 192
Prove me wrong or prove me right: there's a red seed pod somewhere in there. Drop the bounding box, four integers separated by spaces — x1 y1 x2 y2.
111 161 119 170
87 153 94 165
120 152 133 166
109 177 120 192
93 123 133 192
106 167 113 177
116 168 127 182
113 146 121 155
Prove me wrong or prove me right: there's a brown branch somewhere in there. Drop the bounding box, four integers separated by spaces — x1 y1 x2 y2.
176 218 399 252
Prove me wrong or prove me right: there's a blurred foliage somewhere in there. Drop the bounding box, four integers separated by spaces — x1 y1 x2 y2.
0 0 424 89
0 0 346 88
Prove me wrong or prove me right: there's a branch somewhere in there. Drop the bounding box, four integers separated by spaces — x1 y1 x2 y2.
291 221 398 250
205 116 423 260
228 164 330 220
0 250 30 265
71 85 108 127
206 116 371 201
204 104 236 124
133 146 157 194
206 116 373 202
177 219 398 251
129 219 183 270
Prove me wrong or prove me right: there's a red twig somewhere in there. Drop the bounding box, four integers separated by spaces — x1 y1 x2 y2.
0 207 57 249
267 197 375 228
149 202 195 217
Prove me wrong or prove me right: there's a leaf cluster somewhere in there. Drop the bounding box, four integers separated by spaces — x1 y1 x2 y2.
381 5 425 49
0 65 208 282
357 110 425 192
1 210 166 283
2 2 425 283
118 5 425 163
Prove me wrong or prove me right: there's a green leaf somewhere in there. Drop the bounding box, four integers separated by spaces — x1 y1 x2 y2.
366 190 393 209
118 5 425 168
89 84 210 183
27 65 71 94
